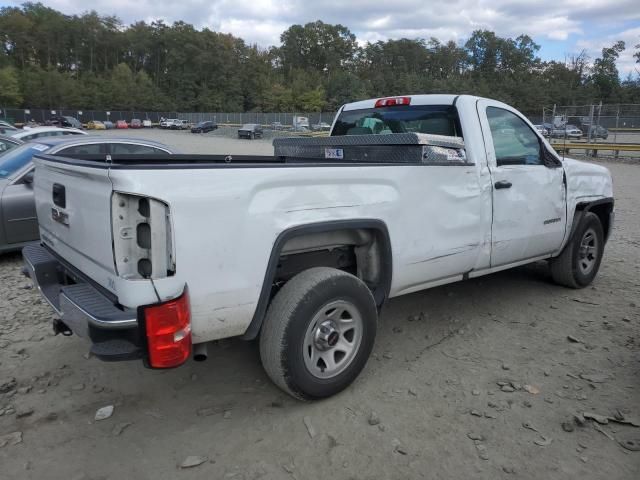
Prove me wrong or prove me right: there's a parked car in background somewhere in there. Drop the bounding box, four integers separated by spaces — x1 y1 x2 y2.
130 119 143 129
191 121 217 133
45 116 83 129
551 125 582 139
116 120 129 129
0 136 175 253
533 124 549 137
170 119 190 130
143 119 153 128
0 121 19 135
87 121 106 130
65 116 83 129
160 118 178 129
293 115 310 131
270 122 284 130
0 120 17 129
0 135 24 154
583 125 609 140
103 120 115 129
10 127 87 141
238 123 263 139
312 122 332 131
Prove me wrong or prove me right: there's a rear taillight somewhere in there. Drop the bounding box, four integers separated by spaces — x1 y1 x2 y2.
375 96 411 108
144 289 191 368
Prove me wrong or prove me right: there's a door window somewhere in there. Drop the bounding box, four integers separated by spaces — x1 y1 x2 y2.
487 107 541 166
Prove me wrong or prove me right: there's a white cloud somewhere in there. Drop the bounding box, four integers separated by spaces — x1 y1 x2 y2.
577 27 640 77
217 18 289 46
6 0 640 73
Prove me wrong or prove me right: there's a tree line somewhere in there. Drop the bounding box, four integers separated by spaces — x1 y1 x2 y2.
0 2 639 114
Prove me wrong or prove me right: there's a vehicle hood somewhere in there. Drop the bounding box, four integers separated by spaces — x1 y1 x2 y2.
563 157 613 201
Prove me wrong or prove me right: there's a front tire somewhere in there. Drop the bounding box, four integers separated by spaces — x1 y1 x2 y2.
550 212 604 288
259 267 377 400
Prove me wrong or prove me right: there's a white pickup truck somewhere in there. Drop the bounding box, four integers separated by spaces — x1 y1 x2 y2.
23 94 614 400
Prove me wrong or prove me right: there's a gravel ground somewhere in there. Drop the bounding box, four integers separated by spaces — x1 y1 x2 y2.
77 126 285 155
0 132 639 479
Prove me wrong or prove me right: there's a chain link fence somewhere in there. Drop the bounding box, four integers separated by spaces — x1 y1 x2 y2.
539 104 640 144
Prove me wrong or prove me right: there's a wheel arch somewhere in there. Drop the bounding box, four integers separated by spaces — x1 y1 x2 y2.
241 219 392 340
571 197 614 244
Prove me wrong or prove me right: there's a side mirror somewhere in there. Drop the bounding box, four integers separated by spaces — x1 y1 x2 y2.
22 170 34 185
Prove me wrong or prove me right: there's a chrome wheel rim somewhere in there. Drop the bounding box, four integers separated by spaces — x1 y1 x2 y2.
578 227 598 275
302 300 363 379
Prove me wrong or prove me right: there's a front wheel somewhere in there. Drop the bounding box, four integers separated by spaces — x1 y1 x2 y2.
259 267 377 400
550 212 604 288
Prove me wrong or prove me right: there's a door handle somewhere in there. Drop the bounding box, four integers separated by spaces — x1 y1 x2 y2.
494 180 512 190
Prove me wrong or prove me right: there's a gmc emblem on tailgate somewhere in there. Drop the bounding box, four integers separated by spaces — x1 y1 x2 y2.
51 207 69 226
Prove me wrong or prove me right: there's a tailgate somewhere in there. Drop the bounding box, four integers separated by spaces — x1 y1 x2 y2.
33 156 117 292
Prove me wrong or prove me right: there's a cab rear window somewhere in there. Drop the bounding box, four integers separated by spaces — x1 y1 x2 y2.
332 105 462 137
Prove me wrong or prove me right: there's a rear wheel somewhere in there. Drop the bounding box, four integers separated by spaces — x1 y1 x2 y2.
259 267 377 400
550 212 604 288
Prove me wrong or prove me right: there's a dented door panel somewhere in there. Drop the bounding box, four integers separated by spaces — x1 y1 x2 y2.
477 99 567 267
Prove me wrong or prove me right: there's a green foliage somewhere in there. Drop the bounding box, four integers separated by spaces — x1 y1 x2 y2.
0 66 23 106
297 87 326 112
0 4 638 112
279 21 357 75
591 41 626 101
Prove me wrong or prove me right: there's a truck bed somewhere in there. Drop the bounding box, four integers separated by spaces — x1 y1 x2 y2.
32 133 482 343
35 132 468 168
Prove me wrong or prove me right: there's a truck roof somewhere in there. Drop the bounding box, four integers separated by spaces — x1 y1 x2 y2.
342 94 470 111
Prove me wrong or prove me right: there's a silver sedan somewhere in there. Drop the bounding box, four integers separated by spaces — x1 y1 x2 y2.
0 136 175 253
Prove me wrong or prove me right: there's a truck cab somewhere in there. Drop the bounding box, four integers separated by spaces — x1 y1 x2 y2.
23 94 613 401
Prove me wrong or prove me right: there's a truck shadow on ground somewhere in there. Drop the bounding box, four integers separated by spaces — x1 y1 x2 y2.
139 260 563 408
4 249 566 416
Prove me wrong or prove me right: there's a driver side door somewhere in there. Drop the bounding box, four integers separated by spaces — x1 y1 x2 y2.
477 100 567 267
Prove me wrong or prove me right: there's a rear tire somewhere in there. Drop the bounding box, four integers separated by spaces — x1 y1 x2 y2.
259 267 377 400
550 212 604 288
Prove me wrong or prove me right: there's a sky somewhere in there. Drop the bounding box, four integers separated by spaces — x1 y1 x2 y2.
3 0 639 76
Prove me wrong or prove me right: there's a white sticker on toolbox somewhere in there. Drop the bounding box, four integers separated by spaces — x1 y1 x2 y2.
324 148 344 160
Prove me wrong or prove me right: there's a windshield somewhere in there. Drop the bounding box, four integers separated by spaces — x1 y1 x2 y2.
332 105 462 137
0 143 48 178
241 124 255 129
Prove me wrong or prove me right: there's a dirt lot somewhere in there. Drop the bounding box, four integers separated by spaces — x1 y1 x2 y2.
1 132 639 479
